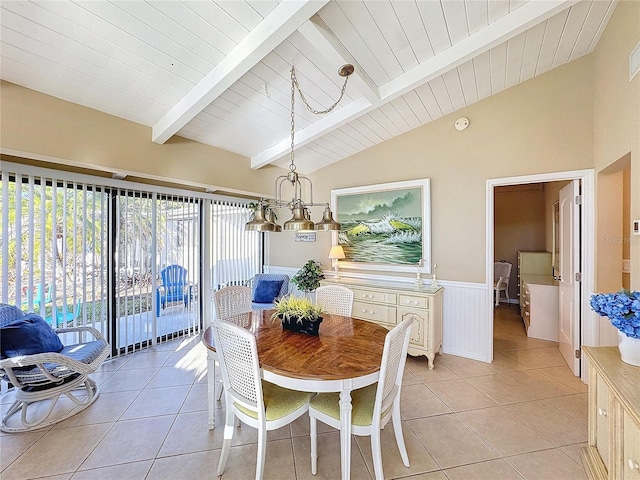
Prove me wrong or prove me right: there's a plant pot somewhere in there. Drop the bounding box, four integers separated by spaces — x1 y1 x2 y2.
618 331 640 366
280 315 323 336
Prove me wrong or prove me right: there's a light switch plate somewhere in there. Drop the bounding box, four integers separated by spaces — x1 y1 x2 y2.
633 220 640 235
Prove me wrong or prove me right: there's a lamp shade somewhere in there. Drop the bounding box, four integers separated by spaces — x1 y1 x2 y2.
265 210 282 232
283 206 315 232
314 206 341 231
245 207 275 232
328 245 346 260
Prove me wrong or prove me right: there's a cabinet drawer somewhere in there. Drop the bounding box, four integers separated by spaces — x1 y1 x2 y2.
398 294 428 309
351 288 396 305
623 412 640 480
352 301 396 324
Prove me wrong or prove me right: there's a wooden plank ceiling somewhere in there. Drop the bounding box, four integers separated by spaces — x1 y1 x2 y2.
0 0 617 174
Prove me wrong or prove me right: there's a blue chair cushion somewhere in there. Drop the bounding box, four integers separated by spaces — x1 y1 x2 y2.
0 313 64 359
0 303 25 327
3 340 108 384
253 280 284 304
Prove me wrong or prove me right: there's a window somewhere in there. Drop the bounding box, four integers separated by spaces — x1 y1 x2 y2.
1 162 262 356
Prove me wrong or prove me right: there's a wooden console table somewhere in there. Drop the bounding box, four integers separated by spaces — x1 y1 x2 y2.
321 278 443 369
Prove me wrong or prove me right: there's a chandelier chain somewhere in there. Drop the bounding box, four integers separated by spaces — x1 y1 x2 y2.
291 66 350 116
289 65 350 173
290 67 296 172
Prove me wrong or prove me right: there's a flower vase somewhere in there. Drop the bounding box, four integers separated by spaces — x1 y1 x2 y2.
618 331 640 366
280 315 323 336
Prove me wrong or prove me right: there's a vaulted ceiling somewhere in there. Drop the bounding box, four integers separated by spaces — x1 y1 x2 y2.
0 1 617 174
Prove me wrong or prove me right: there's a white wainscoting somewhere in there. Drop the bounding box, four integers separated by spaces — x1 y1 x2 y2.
440 280 491 363
266 265 492 363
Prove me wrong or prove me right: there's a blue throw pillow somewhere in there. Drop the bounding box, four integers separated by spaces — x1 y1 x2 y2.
254 280 284 304
0 313 64 359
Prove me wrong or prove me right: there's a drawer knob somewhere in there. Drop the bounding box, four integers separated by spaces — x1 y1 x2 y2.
369 310 374 315
597 408 607 417
628 459 639 470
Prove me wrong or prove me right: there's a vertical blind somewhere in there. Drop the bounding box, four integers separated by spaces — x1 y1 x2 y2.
1 162 262 355
1 170 109 335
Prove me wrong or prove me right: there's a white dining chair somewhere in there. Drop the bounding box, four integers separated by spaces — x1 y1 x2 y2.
315 285 354 317
309 316 414 480
494 261 512 307
206 285 253 430
213 319 313 480
214 285 252 320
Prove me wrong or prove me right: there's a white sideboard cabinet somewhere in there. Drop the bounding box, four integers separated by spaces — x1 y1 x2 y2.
517 251 558 341
320 278 443 369
582 347 640 480
519 274 559 341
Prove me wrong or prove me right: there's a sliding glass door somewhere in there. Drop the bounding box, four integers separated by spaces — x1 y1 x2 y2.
114 190 201 352
1 162 262 357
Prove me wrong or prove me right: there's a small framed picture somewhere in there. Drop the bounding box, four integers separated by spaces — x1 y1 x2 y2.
295 232 316 242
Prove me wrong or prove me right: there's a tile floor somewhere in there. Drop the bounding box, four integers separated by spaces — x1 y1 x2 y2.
0 304 589 479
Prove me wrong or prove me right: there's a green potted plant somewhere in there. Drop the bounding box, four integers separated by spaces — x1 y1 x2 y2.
291 259 325 296
270 296 324 335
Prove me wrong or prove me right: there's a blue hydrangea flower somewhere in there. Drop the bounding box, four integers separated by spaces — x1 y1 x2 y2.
591 290 640 339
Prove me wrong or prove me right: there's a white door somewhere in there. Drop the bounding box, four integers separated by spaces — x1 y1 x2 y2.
558 181 581 375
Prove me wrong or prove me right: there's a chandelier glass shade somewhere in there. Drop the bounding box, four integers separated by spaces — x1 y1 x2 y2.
245 64 353 232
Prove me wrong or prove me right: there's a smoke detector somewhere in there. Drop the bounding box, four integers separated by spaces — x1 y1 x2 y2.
454 117 469 131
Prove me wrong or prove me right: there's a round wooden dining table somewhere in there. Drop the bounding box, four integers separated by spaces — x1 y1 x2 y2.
202 309 389 480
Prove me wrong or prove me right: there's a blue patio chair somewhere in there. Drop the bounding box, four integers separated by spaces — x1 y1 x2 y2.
248 273 290 310
20 283 51 312
156 264 192 317
45 299 81 328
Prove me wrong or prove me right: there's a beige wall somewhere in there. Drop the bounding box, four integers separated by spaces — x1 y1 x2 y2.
1 1 637 293
273 1 639 291
494 185 546 300
0 80 285 197
271 55 595 282
592 0 640 291
486 181 569 302
597 168 625 292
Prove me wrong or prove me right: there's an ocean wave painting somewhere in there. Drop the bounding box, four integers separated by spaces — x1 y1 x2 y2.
336 185 424 265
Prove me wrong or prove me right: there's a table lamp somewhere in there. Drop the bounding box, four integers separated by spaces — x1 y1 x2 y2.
328 245 345 279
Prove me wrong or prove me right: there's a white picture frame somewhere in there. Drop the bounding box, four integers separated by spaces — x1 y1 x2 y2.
331 178 431 274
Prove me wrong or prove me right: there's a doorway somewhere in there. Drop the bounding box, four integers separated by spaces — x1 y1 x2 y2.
486 170 595 382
